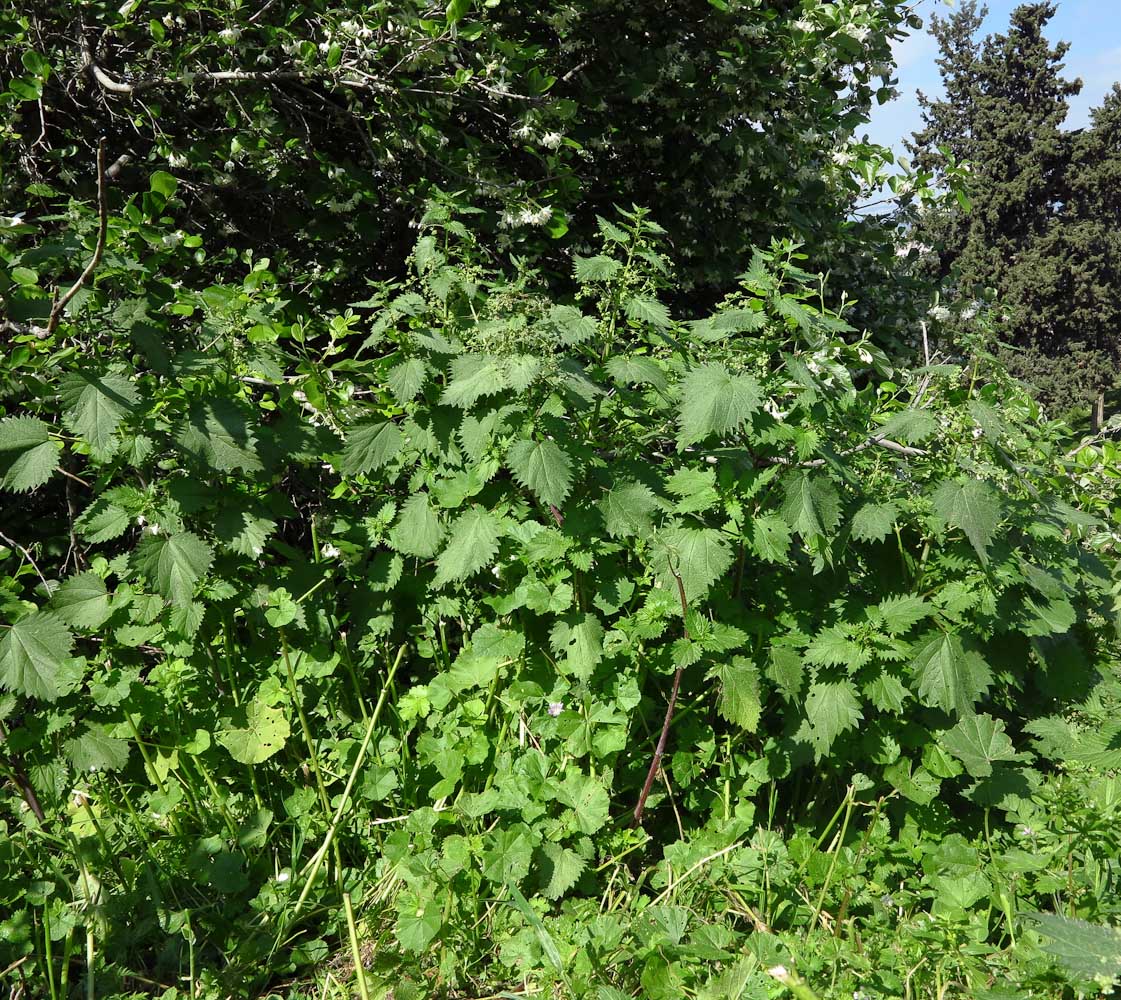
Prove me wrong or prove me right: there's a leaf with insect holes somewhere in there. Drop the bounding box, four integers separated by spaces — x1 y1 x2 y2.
506 438 573 507
0 416 61 493
218 698 290 765
931 479 1001 563
0 611 74 702
50 573 112 629
59 371 138 455
677 363 762 448
133 531 213 606
338 420 404 475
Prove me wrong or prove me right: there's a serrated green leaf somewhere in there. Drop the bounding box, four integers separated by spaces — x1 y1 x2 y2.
433 505 501 586
573 254 622 283
803 680 863 757
389 493 446 558
59 371 138 454
556 771 610 834
751 513 792 563
550 613 604 680
940 713 1017 777
910 631 992 716
51 573 111 629
133 531 214 606
876 408 938 444
850 501 899 543
677 363 762 447
651 526 733 604
780 471 841 540
507 438 573 507
542 304 597 345
0 612 74 701
1022 913 1121 979
624 294 671 329
395 890 442 953
338 420 404 475
600 481 657 538
387 358 428 404
716 656 761 731
218 698 290 765
441 354 509 408
0 416 61 492
214 509 276 558
871 593 931 635
605 355 667 391
540 843 586 900
176 399 263 473
75 498 131 543
65 724 130 772
931 479 1001 563
1022 596 1076 636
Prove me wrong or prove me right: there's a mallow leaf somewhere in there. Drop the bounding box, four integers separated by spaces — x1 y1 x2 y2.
940 713 1018 777
218 698 290 765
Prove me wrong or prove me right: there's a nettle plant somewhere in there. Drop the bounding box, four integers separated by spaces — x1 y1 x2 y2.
0 197 1117 969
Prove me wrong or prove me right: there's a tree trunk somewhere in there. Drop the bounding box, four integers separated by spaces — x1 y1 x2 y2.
1090 391 1105 433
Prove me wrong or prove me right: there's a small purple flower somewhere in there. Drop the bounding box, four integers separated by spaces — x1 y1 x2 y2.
547 701 564 717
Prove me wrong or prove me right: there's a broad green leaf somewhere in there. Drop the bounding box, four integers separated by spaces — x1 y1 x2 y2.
910 631 993 716
482 826 534 884
599 481 657 538
389 493 445 558
556 771 610 834
507 438 573 507
59 371 138 454
542 304 597 345
803 680 863 757
218 699 290 765
931 479 1001 563
214 509 276 558
624 294 671 329
780 471 841 540
433 505 501 586
940 713 1018 777
883 758 941 804
573 254 622 283
540 843 587 900
0 416 61 492
805 625 870 669
441 354 509 408
550 614 604 680
338 420 404 475
876 408 938 444
850 501 899 543
65 724 130 772
1022 596 1076 636
677 363 762 448
716 656 761 731
751 514 792 563
176 398 264 473
51 573 111 629
651 526 733 604
75 498 131 542
605 355 667 391
133 531 214 606
395 890 442 953
0 611 74 701
387 358 428 404
1022 913 1121 979
870 594 930 635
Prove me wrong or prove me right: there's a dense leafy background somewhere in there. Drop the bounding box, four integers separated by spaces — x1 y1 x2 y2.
1 2 1120 999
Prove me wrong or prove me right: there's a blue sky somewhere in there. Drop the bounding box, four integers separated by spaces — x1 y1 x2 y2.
865 0 1121 156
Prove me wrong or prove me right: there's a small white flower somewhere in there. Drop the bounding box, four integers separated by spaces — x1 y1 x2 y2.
276 871 291 883
927 305 951 323
218 27 241 44
540 131 563 149
767 965 791 982
320 543 341 559
0 213 25 228
831 149 852 167
161 13 174 28
547 701 564 717
167 151 188 169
